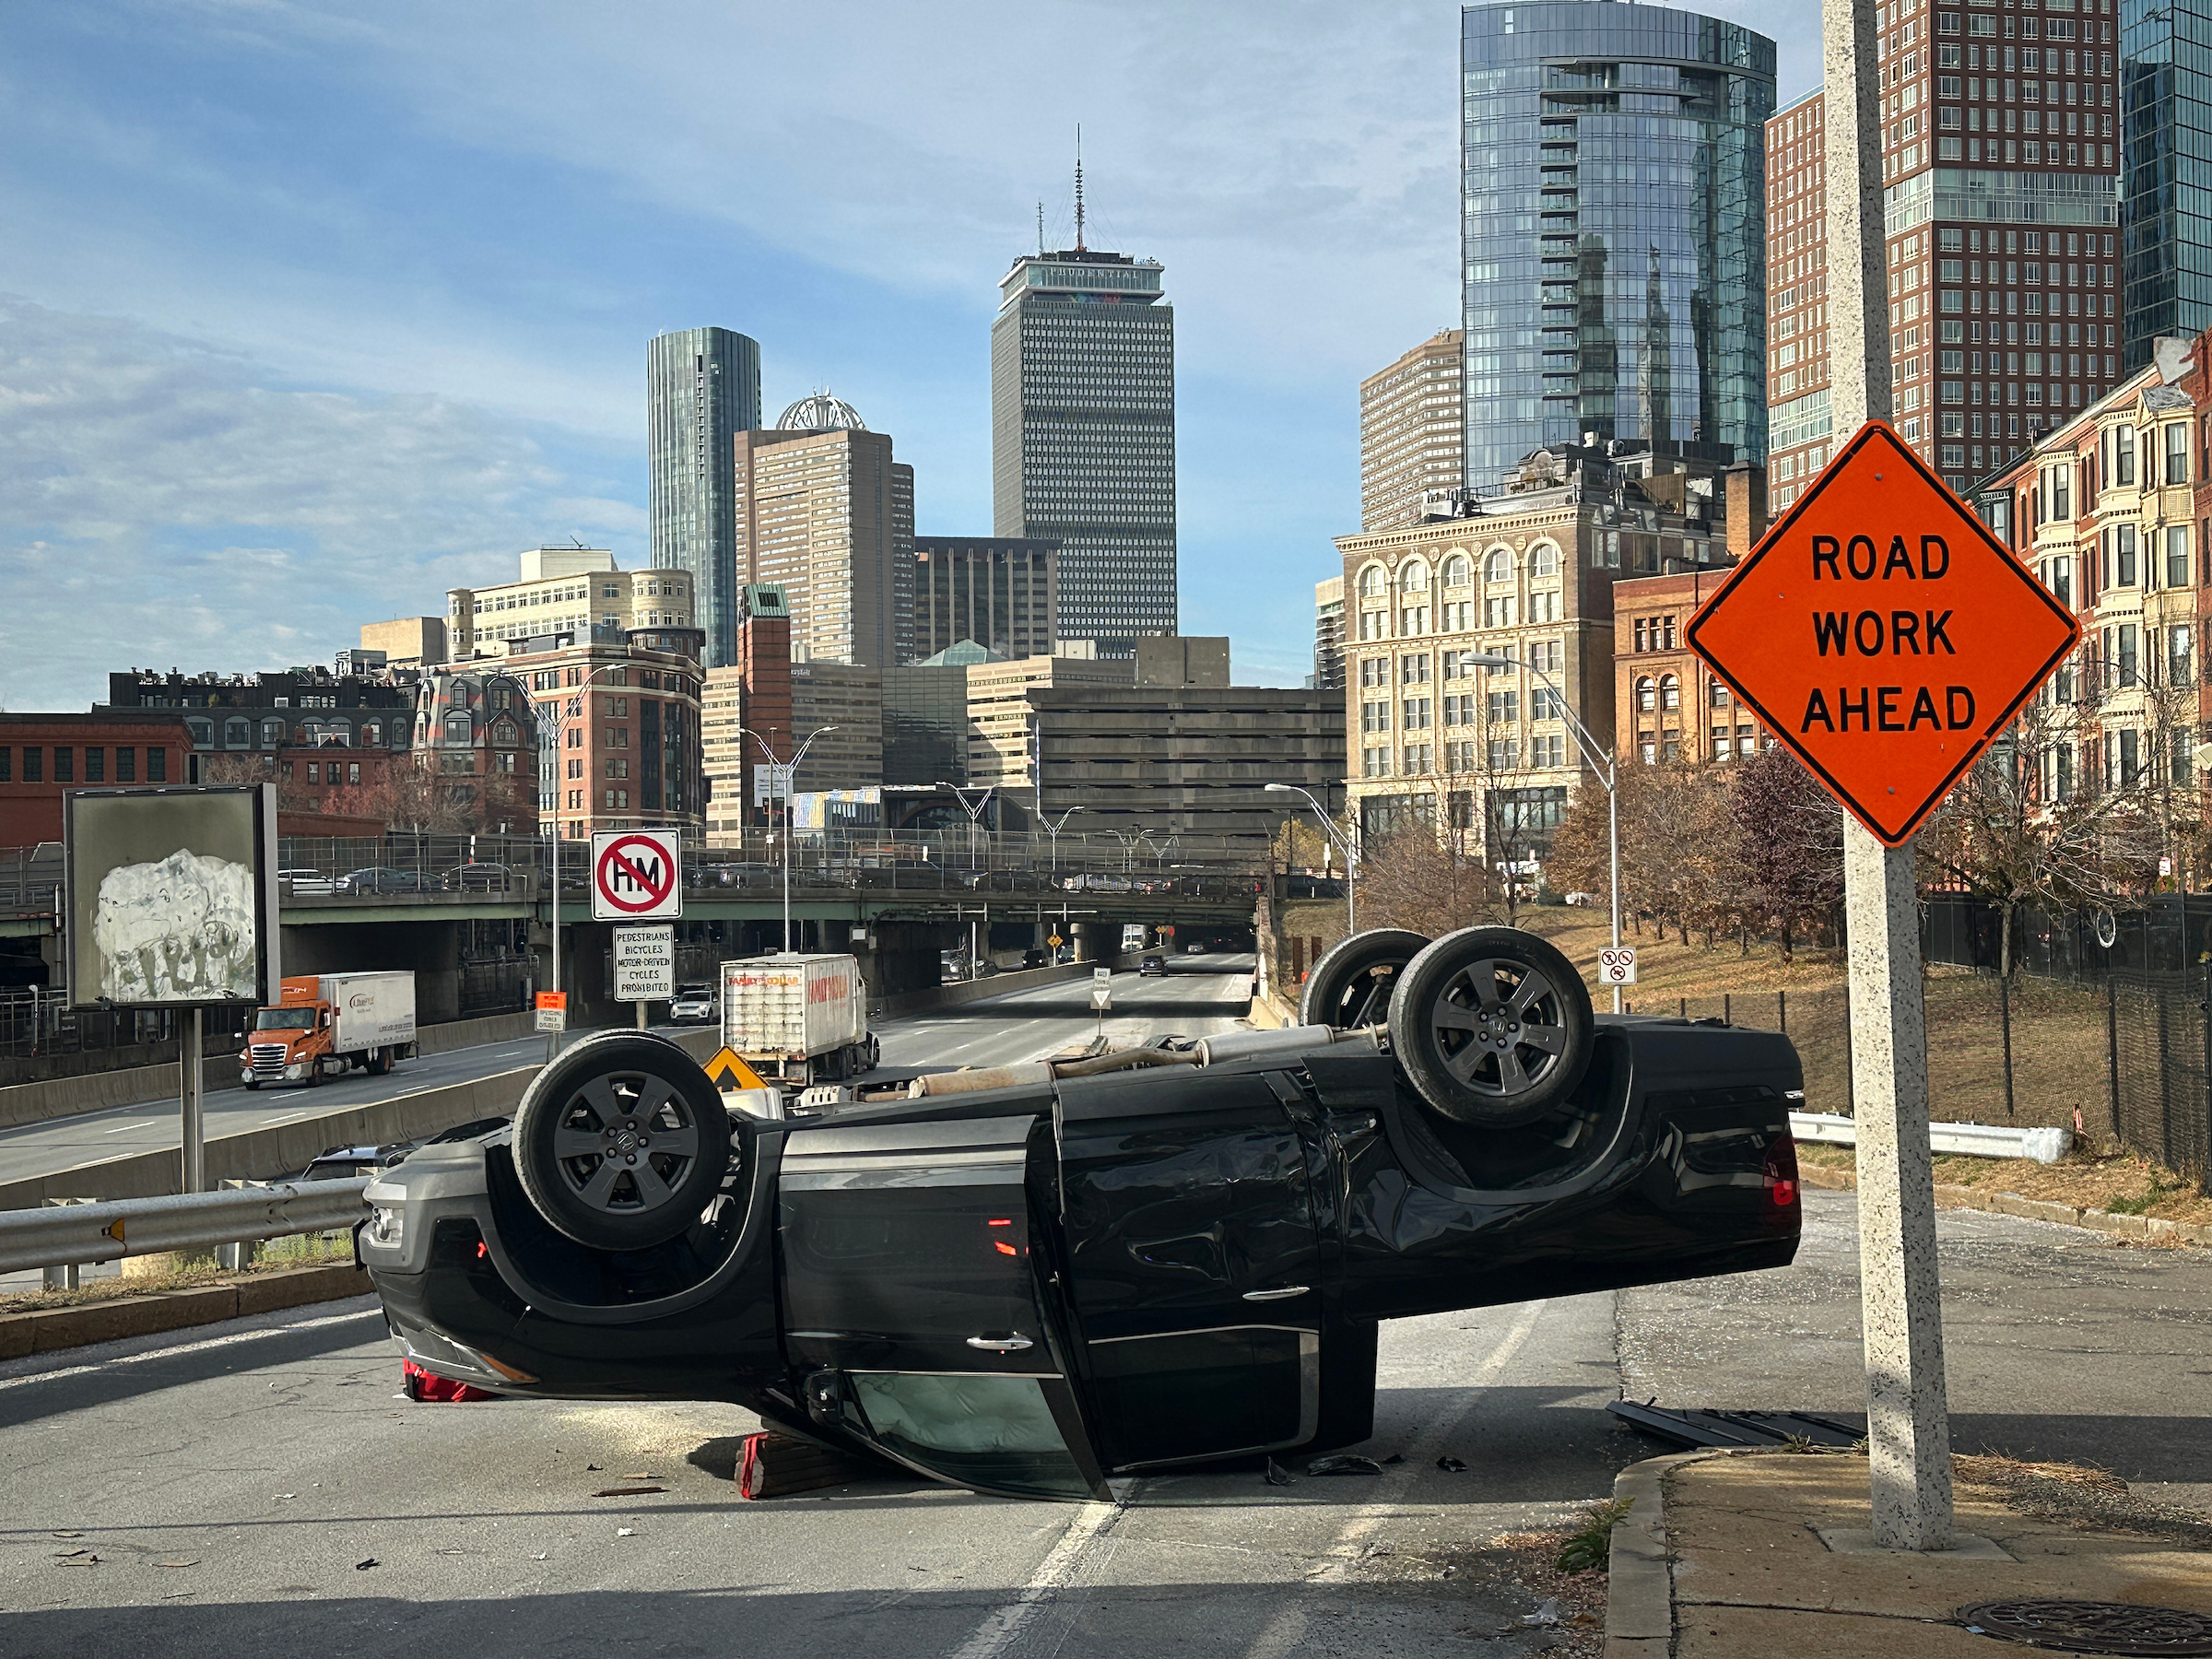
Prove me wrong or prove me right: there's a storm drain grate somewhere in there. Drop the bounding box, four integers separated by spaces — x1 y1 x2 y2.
1959 1599 2212 1655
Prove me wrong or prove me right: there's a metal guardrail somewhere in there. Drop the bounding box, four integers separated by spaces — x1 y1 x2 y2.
1791 1112 2072 1166
0 1180 371 1275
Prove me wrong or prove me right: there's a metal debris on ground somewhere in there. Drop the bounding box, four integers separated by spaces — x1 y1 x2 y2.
1436 1456 1468 1472
1305 1454 1383 1477
1606 1400 1863 1449
355 1559 378 1570
1958 1599 2212 1655
593 1487 665 1498
1264 1459 1294 1487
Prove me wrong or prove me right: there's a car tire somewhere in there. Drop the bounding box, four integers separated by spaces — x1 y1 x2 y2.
1299 929 1430 1030
1387 927 1594 1128
512 1032 734 1252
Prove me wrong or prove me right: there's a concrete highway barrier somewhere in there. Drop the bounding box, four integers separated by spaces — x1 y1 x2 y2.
1790 1111 2072 1165
0 1007 545 1131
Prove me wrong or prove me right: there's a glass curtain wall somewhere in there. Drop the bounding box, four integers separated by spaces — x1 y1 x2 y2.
1462 2 1776 483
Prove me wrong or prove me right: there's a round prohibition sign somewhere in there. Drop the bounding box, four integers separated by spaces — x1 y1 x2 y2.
594 835 677 914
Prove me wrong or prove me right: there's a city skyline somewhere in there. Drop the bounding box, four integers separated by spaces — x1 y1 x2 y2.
0 2 1828 712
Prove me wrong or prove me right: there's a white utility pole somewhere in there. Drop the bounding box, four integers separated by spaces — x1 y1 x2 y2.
1825 0 1954 1551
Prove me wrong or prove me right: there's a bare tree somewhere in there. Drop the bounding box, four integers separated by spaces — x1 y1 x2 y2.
1729 747 1843 960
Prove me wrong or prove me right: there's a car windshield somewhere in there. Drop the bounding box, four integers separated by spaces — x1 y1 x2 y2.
255 1008 314 1030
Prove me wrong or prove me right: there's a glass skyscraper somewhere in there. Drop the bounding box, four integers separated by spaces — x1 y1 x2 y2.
992 244 1176 658
648 326 762 668
1461 2 1775 484
2121 0 2212 365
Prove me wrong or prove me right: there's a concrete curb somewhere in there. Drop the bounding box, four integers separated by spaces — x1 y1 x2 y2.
1796 1160 2211 1246
0 1262 371 1359
1605 1451 1713 1658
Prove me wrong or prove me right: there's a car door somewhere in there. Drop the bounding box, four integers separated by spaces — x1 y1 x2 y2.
1055 1070 1324 1470
776 1109 1110 1501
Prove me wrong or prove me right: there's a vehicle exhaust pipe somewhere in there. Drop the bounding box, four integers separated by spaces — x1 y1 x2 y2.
906 1063 1056 1098
1194 1024 1383 1066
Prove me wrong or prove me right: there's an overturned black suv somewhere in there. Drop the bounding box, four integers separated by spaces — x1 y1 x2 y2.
360 926 1802 1501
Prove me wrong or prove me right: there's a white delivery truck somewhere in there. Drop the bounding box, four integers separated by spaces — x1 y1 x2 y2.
242 971 418 1088
719 954 879 1090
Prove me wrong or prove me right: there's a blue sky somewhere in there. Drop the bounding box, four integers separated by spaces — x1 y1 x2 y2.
0 0 1821 710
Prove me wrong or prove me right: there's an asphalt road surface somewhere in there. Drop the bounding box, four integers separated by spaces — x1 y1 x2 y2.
6 967 2209 1654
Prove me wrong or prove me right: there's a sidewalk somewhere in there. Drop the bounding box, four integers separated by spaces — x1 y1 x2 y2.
1607 1448 2212 1657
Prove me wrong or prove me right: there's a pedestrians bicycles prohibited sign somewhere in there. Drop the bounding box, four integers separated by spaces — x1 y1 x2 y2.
592 830 682 921
1686 421 2079 845
1596 947 1637 986
613 924 675 1002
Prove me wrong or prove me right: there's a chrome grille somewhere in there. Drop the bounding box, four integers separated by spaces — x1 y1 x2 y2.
247 1043 289 1078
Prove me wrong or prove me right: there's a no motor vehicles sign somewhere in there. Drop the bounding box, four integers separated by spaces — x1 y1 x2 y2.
592 830 683 921
1686 421 2079 846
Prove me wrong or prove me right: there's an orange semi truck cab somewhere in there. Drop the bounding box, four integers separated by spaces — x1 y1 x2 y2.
242 971 418 1088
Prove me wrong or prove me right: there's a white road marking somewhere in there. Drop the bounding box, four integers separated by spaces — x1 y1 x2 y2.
0 1305 383 1392
948 1489 1135 1659
1244 1299 1551 1656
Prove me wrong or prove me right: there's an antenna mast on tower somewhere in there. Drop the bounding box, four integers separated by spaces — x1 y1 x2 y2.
1037 199 1045 254
1073 124 1086 252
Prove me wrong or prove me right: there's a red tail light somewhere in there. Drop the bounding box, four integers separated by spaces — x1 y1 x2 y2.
1762 1134 1801 1213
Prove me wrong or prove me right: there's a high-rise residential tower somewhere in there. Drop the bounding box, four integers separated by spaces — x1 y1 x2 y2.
1764 6 2122 501
648 326 762 669
732 394 914 670
2122 0 2212 364
1360 330 1465 530
1460 3 1776 485
992 185 1176 658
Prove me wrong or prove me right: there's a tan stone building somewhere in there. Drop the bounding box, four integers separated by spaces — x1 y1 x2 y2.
499 629 708 842
1335 452 1747 857
791 661 884 793
735 399 914 669
1360 329 1464 532
964 652 1135 791
446 547 695 657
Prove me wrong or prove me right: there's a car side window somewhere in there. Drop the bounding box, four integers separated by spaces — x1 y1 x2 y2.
845 1373 1100 1501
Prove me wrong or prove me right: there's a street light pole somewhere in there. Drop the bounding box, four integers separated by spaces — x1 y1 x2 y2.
1265 782 1356 935
748 724 839 952
1463 653 1621 1011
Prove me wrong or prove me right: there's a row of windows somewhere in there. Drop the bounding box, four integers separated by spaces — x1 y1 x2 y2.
1359 736 1572 779
1355 643 1564 687
1359 688 1569 733
1355 546 1563 597
0 747 168 784
184 715 402 750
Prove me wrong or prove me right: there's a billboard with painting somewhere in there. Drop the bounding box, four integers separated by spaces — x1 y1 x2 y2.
63 784 280 1007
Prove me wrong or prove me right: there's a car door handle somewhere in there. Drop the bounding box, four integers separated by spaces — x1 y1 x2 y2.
1241 1287 1311 1302
966 1335 1034 1352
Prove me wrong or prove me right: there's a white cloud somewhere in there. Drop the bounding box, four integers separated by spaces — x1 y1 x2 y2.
0 295 638 709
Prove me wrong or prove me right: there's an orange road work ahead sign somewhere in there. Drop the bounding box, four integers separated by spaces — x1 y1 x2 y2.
1686 421 2079 846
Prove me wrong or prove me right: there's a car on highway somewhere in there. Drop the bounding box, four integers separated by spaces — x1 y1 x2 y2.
668 982 717 1024
336 866 429 895
362 924 1801 1505
1138 954 1167 976
441 862 513 893
277 867 337 897
1184 941 1206 954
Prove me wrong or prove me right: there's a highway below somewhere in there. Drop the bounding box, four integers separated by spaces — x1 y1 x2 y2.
0 958 1247 1201
3 959 2208 1654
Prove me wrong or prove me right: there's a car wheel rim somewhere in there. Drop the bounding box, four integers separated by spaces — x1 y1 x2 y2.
547 1070 706 1217
1424 958 1570 1100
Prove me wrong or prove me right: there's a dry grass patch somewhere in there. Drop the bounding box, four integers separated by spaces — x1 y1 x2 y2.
0 1232 355 1313
1794 1140 2212 1229
1518 907 1845 1002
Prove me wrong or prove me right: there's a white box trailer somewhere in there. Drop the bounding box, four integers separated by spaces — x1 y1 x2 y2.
719 954 877 1088
244 971 417 1087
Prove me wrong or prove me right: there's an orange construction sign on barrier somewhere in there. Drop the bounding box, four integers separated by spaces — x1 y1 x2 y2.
1686 420 2079 845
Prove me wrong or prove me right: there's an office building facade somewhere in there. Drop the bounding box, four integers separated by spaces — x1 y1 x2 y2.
2122 0 2212 364
991 242 1176 655
1461 2 1775 484
648 327 763 669
1313 576 1347 691
1361 329 1465 530
503 630 706 841
912 535 1061 661
1769 7 2124 499
444 548 694 657
734 397 914 670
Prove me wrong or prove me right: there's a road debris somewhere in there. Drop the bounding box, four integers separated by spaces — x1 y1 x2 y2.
593 1487 665 1498
356 1558 379 1571
1264 1459 1295 1487
1436 1456 1467 1472
1306 1454 1383 1477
